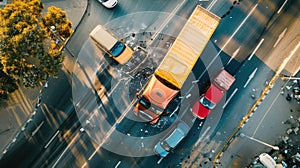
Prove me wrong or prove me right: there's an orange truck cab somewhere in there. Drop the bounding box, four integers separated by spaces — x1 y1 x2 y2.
134 74 179 124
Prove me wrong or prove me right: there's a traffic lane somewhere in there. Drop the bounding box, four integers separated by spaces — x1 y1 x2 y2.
52 41 227 168
27 105 80 167
212 0 284 62
208 57 275 167
210 55 274 141
89 118 205 168
33 111 86 168
0 104 66 167
218 78 300 167
255 0 300 74
0 69 73 167
41 68 73 111
258 0 300 56
67 0 185 57
177 54 275 167
0 132 39 168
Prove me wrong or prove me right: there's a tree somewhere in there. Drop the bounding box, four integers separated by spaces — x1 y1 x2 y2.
0 0 73 100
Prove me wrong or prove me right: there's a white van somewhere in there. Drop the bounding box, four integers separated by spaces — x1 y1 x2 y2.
90 25 133 64
259 153 276 168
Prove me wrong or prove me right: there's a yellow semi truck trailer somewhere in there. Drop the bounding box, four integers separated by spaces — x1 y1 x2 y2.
134 5 220 124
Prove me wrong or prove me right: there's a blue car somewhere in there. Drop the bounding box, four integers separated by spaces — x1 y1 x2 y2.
154 120 190 158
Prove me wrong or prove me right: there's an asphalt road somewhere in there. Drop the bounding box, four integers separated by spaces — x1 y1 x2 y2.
0 0 295 167
50 0 289 168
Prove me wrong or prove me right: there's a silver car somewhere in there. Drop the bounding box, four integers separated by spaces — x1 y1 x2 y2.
154 120 190 158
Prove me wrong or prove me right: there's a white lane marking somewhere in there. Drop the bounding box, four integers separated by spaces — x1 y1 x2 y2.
115 161 121 168
88 99 138 161
222 88 238 109
195 126 211 147
207 0 218 11
44 130 60 149
243 68 258 88
273 27 287 48
32 121 45 137
277 0 288 14
226 46 241 65
52 133 80 168
222 3 258 51
276 41 300 76
248 38 264 60
157 157 164 164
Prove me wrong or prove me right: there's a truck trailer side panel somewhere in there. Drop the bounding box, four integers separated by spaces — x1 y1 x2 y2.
155 5 220 89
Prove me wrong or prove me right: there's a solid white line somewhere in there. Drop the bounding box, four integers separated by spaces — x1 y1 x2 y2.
226 46 241 65
88 99 139 161
157 157 164 164
223 4 258 51
81 162 87 168
273 28 287 48
44 130 60 149
195 126 211 147
275 41 300 76
199 3 259 81
243 68 258 88
115 161 121 168
207 0 218 11
248 38 264 60
32 121 44 137
222 88 238 109
52 133 80 168
277 0 288 14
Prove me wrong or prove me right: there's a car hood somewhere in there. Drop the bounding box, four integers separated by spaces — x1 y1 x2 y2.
114 45 133 64
192 101 210 119
154 142 169 158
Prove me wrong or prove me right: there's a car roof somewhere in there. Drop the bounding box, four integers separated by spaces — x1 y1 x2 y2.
205 84 224 103
164 121 190 148
259 153 276 168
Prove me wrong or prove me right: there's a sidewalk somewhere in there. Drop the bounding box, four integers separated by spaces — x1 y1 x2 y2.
0 0 88 155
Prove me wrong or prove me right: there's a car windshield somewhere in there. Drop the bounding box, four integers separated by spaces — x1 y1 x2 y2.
139 96 151 109
199 97 215 109
161 141 171 151
110 41 125 57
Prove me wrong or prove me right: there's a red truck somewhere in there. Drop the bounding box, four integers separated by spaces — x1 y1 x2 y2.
192 69 235 119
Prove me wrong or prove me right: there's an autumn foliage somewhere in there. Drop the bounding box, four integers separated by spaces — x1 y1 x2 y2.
0 0 73 100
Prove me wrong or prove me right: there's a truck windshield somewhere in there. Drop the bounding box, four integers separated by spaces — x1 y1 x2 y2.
199 97 215 109
139 96 151 109
110 41 125 57
138 96 164 116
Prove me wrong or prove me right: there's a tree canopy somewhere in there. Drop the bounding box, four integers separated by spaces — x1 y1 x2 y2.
0 0 73 100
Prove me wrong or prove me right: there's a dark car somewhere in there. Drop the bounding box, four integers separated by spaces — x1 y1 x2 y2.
154 120 190 158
